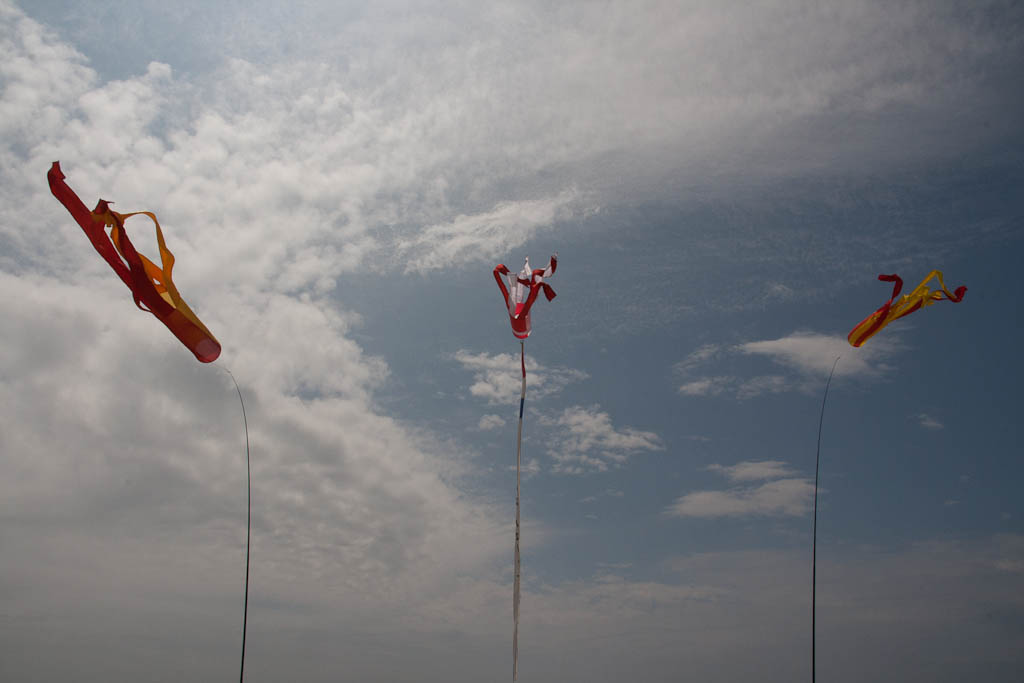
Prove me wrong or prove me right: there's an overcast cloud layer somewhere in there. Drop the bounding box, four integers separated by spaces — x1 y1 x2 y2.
2 0 1024 681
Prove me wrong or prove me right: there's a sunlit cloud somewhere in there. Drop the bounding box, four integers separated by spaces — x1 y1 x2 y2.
676 331 900 399
543 405 662 475
667 459 811 518
454 350 588 405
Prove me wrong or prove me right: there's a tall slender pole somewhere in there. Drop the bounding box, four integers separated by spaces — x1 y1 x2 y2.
223 368 251 683
813 357 840 683
513 341 525 681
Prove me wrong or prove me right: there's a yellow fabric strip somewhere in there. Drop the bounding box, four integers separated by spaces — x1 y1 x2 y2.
93 206 218 342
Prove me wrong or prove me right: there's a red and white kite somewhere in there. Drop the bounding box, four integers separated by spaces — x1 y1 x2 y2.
493 254 558 682
493 255 557 339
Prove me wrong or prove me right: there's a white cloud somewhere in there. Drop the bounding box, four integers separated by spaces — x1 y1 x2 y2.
995 559 1024 572
579 489 624 503
399 189 588 274
675 344 721 377
917 413 944 430
0 3 95 147
992 536 1024 573
707 460 797 482
596 562 633 570
667 478 814 518
502 456 542 480
676 331 901 399
737 332 894 379
477 414 506 431
678 376 732 396
668 459 811 518
454 350 588 405
543 405 662 474
765 282 795 300
522 457 541 478
736 374 792 399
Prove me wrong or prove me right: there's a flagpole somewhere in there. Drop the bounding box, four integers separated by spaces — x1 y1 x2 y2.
513 340 525 681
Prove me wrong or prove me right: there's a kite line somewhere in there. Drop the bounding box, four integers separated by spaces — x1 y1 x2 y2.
513 341 525 681
812 356 840 683
222 367 252 683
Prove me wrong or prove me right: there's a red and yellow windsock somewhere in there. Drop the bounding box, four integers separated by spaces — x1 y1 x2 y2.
48 161 221 362
848 270 966 348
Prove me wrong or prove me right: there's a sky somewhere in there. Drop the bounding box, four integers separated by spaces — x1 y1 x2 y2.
1 0 1023 681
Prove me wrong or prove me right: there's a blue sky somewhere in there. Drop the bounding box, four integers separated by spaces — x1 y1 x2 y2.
1 1 1023 681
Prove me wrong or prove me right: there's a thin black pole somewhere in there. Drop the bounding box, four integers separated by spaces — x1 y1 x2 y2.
223 368 251 683
813 357 840 683
513 340 525 682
